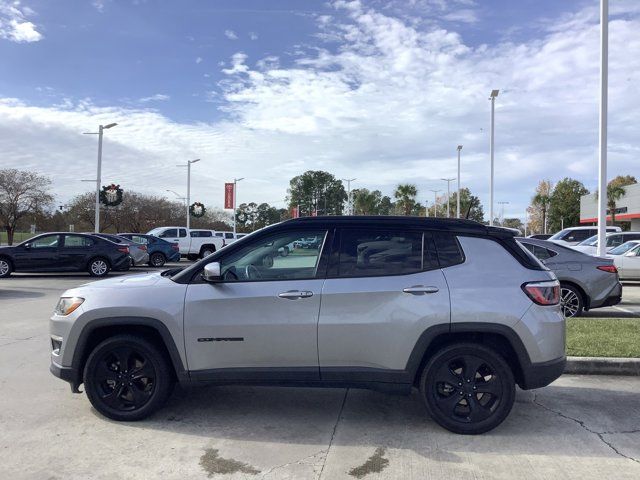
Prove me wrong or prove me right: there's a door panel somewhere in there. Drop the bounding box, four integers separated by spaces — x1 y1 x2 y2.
318 269 450 373
184 279 324 374
12 234 60 271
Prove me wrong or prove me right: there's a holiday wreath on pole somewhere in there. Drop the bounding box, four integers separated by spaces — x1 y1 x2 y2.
190 201 206 218
100 183 124 207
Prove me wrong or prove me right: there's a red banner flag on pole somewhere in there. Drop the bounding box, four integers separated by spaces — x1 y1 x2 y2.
224 183 234 209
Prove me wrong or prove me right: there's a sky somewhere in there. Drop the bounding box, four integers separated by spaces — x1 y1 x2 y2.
1 0 639 220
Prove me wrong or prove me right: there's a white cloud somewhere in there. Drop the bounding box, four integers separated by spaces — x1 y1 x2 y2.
195 56 203 64
1 1 640 218
249 31 258 40
0 1 43 42
224 29 238 40
138 94 170 102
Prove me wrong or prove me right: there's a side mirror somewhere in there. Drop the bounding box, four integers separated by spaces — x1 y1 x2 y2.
24 243 31 249
202 262 222 283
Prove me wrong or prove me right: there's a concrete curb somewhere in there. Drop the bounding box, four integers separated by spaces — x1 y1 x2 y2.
565 356 640 376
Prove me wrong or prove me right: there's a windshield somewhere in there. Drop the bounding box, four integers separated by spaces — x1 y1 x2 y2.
147 228 162 236
578 234 598 246
609 242 640 255
548 229 570 240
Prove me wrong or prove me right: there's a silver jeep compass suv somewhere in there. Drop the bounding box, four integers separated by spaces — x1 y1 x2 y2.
50 217 565 434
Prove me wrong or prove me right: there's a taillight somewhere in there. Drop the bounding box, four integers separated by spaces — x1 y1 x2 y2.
117 246 130 254
522 280 560 306
139 245 147 251
172 243 179 251
597 265 618 274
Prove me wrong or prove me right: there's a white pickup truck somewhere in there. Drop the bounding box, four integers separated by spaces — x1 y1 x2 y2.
146 227 224 260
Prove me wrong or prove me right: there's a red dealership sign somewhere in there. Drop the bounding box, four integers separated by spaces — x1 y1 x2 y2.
224 183 234 209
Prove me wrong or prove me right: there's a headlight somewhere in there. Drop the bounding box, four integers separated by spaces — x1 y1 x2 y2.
55 297 84 316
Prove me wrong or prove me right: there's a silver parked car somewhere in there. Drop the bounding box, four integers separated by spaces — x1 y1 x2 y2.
93 233 149 267
572 232 640 256
608 240 640 280
518 238 622 317
51 217 565 434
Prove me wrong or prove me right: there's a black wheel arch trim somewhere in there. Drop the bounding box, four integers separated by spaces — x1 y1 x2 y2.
404 322 563 390
68 316 189 390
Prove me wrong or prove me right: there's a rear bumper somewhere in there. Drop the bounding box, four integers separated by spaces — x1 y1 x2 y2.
520 356 566 390
112 255 131 271
167 251 181 262
589 281 623 309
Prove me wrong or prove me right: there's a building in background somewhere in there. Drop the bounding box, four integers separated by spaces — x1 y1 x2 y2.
580 183 640 230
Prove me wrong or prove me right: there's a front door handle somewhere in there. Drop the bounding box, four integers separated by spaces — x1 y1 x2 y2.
403 286 439 295
278 290 314 300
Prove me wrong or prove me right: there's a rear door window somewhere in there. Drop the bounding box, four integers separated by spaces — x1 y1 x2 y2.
433 232 465 268
63 235 93 247
336 229 426 278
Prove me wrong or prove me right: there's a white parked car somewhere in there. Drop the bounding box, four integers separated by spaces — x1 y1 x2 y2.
147 227 224 260
608 240 640 280
572 232 640 256
214 231 238 246
547 226 621 247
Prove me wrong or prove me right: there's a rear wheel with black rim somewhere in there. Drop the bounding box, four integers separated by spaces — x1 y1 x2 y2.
83 334 174 421
420 343 515 434
149 252 166 267
560 284 583 318
0 257 12 278
88 257 110 277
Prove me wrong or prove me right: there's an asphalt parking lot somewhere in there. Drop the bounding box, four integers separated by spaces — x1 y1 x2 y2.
1 267 639 479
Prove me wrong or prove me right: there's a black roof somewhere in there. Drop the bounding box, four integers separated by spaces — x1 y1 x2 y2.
281 216 516 237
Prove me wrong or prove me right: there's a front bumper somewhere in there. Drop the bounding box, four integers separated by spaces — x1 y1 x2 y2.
50 360 82 393
520 356 566 390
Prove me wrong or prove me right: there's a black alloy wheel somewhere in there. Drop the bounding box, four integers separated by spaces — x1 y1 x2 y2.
83 335 174 421
420 343 515 434
560 284 583 318
149 252 166 267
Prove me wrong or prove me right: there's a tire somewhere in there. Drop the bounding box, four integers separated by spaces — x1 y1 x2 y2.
0 257 12 278
560 284 583 318
200 246 215 258
149 252 166 267
88 257 110 277
83 334 174 421
419 343 516 435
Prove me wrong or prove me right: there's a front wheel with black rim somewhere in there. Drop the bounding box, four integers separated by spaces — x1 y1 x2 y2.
420 343 515 435
149 252 166 267
560 284 583 318
88 258 110 277
0 257 12 278
83 334 174 421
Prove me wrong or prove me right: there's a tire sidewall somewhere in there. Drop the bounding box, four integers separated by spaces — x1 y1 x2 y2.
83 335 173 421
0 257 12 278
560 284 583 318
420 343 515 435
150 252 166 267
88 257 110 277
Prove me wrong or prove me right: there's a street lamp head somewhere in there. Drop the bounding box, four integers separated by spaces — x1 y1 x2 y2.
457 145 463 151
189 158 201 164
490 89 499 98
103 123 118 129
235 177 245 182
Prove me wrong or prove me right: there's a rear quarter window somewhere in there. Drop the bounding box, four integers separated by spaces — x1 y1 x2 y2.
433 232 464 268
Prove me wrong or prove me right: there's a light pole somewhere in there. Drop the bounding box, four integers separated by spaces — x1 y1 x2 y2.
597 0 608 257
233 177 244 237
166 189 187 207
83 122 117 233
429 189 441 217
498 201 509 226
342 178 356 215
441 178 456 218
177 159 200 229
456 145 463 218
489 89 499 226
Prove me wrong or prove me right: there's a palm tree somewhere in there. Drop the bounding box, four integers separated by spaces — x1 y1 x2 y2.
394 184 418 216
532 191 551 234
607 183 626 224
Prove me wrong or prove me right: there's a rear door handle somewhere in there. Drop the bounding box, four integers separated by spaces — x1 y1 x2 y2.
403 286 439 295
278 290 314 300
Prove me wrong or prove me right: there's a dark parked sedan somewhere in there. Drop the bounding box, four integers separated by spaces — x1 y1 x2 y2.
518 237 622 317
0 233 130 278
118 233 181 267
